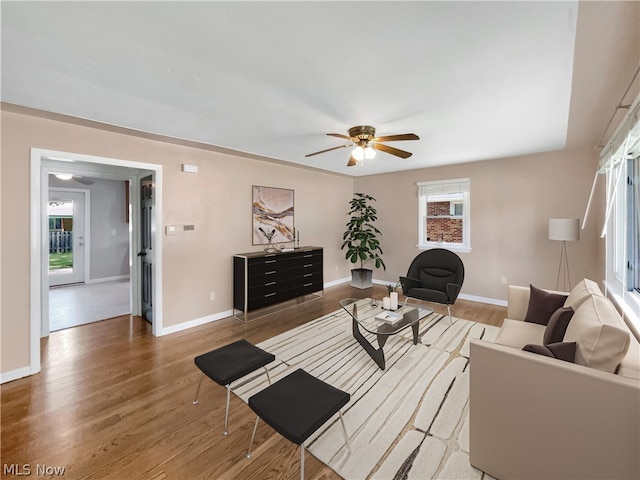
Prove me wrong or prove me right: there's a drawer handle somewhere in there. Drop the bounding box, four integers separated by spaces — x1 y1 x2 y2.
304 273 313 278
304 263 313 267
304 283 313 287
265 282 276 286
265 293 276 298
265 260 277 264
265 271 276 275
304 254 313 258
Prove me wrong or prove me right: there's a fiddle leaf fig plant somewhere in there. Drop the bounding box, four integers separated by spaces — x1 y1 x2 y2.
341 193 386 270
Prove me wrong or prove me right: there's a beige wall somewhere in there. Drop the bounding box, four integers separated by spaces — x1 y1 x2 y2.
355 148 604 302
0 107 354 375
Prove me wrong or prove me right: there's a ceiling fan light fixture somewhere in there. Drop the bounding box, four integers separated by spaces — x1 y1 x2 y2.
54 173 73 180
364 146 376 159
352 145 365 161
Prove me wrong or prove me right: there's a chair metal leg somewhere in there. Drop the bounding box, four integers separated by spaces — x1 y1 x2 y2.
300 443 305 480
264 366 272 385
246 415 260 459
338 411 352 453
222 385 232 435
192 373 204 405
447 304 457 325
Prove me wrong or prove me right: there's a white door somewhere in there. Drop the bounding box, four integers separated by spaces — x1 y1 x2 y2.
48 190 86 286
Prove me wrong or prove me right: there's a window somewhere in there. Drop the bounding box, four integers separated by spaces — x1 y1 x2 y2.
600 95 640 328
418 178 470 252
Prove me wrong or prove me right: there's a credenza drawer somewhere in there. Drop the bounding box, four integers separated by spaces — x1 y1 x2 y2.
289 278 323 298
247 256 289 275
290 262 322 279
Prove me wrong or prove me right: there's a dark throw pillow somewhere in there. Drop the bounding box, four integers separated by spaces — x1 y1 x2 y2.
543 306 575 345
523 285 568 325
523 342 576 363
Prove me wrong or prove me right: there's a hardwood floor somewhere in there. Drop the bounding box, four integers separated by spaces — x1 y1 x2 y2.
1 284 505 479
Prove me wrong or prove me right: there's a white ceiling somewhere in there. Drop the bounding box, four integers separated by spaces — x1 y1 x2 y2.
0 1 597 176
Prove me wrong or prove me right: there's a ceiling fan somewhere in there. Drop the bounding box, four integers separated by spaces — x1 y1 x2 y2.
51 172 95 185
305 125 419 167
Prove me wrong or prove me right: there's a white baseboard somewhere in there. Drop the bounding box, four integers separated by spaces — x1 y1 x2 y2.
458 293 507 307
159 309 234 336
324 277 351 288
86 275 130 284
1 365 35 384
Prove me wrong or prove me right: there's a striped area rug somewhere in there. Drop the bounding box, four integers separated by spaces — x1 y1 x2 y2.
233 307 500 480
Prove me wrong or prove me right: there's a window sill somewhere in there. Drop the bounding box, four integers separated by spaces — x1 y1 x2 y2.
417 243 471 253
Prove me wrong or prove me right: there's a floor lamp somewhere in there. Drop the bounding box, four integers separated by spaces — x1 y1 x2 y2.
549 218 580 291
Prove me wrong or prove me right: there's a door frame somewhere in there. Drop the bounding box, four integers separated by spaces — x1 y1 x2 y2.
30 148 164 376
47 187 90 289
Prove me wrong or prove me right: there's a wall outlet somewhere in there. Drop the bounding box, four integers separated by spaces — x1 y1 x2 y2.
501 276 507 285
210 291 215 301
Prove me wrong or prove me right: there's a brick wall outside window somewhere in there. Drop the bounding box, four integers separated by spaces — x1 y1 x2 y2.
426 201 463 243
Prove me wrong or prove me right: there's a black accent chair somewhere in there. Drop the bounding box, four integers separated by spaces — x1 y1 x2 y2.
400 248 465 323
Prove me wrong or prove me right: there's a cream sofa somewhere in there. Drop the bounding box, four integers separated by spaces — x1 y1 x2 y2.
469 279 640 480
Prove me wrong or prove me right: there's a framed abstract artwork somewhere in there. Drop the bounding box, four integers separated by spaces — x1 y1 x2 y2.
252 186 295 245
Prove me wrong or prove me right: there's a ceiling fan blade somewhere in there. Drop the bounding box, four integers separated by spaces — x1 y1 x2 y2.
305 144 351 157
327 133 353 141
347 155 358 167
373 143 413 159
74 176 95 185
373 133 419 142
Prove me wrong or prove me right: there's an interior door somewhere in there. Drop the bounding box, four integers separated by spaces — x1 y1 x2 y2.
48 189 86 286
140 176 154 323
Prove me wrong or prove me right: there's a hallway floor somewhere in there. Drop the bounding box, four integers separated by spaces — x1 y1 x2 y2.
49 278 131 331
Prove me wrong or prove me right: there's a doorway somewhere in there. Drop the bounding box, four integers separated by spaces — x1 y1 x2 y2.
29 148 164 377
48 188 88 286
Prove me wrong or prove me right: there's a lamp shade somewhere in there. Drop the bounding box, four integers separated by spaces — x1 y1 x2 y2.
549 218 580 241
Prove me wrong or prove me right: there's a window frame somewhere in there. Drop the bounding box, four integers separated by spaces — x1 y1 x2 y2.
602 112 640 333
417 178 471 253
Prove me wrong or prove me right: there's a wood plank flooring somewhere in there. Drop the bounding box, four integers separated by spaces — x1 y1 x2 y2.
1 284 505 479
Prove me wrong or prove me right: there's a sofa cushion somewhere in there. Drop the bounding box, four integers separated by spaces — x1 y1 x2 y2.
564 295 631 373
563 278 604 310
523 285 568 325
543 307 574 345
495 319 545 348
523 342 576 363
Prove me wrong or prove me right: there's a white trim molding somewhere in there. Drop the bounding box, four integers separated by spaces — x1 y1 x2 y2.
160 310 234 336
1 366 35 384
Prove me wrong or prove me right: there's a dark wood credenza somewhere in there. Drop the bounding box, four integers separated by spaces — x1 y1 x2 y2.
233 246 323 320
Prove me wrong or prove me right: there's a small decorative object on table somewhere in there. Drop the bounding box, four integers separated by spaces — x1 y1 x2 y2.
375 310 403 324
386 280 401 294
259 227 277 253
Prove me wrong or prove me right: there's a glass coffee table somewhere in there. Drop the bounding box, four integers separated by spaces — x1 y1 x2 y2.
339 298 433 370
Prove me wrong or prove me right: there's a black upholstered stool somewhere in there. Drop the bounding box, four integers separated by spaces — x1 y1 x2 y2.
193 339 275 436
246 368 351 480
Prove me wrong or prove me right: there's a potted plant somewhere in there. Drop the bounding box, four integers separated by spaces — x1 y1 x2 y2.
341 193 386 289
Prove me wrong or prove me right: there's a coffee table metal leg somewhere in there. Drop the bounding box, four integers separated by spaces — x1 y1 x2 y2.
352 318 386 370
411 322 420 345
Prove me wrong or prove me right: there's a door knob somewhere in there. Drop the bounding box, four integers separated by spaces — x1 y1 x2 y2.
137 251 147 257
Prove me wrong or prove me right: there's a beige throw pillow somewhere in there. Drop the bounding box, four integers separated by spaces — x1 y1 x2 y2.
564 295 630 373
563 278 604 311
